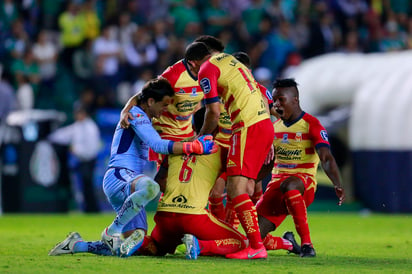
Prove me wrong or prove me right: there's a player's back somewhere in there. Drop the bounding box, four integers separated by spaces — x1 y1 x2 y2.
153 59 204 141
202 53 269 132
157 149 222 214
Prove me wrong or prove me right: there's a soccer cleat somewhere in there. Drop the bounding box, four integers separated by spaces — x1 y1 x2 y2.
48 232 83 256
101 227 123 256
225 245 267 260
119 229 145 257
300 244 316 257
282 231 301 255
182 234 200 260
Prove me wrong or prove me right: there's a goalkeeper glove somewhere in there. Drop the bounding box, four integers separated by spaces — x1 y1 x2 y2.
182 135 218 155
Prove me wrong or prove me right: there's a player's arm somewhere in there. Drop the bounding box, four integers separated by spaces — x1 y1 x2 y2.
130 113 217 155
119 94 139 128
317 146 345 205
197 62 221 135
199 101 220 136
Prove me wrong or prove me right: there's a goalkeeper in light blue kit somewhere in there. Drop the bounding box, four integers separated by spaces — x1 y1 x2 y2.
49 78 217 257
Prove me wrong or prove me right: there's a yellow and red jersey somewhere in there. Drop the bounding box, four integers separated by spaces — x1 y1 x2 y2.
199 53 270 133
153 59 204 141
272 112 330 181
157 148 222 214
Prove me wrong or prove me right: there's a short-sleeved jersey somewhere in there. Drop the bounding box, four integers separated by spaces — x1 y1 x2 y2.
258 82 274 109
153 59 204 141
273 112 330 179
199 53 270 132
108 106 173 173
157 149 222 214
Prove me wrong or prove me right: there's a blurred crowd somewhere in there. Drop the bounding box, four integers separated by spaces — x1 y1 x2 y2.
1 0 411 123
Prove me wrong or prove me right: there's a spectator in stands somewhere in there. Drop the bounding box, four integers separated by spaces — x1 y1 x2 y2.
58 1 85 70
81 0 101 41
48 103 102 213
123 27 158 82
32 30 58 109
93 24 122 107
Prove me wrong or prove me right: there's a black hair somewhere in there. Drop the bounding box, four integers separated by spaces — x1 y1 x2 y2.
232 51 251 68
273 78 299 96
184 42 211 61
194 35 225 52
273 78 298 89
137 78 174 104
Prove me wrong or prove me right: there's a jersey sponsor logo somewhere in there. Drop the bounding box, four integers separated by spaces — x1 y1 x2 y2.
295 132 302 142
320 130 329 141
172 194 187 203
276 147 302 160
135 119 151 125
136 113 143 118
200 78 211 94
258 109 267 115
176 100 199 112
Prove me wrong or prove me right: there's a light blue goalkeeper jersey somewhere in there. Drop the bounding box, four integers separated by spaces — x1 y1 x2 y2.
108 106 174 173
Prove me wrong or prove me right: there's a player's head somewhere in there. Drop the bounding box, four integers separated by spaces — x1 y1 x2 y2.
138 77 174 118
232 51 251 68
272 78 301 121
194 35 224 53
185 42 211 75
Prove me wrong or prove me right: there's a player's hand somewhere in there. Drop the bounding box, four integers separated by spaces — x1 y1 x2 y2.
120 110 134 129
334 186 345 206
264 145 274 165
183 135 218 155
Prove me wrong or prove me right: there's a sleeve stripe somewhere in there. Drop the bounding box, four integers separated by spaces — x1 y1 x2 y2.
204 97 220 104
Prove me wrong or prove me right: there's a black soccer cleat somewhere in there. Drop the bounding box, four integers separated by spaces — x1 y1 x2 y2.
300 244 316 257
282 231 301 255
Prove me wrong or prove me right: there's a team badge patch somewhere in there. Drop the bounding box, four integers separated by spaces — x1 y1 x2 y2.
281 134 289 144
200 78 211 94
295 132 302 142
320 130 329 141
265 89 273 100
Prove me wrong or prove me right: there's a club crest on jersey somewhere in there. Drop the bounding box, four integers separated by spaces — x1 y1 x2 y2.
200 78 211 94
320 130 329 141
177 89 185 94
281 134 289 143
191 87 197 96
295 132 302 142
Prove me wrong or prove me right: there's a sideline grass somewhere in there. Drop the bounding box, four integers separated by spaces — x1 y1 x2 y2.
0 212 411 273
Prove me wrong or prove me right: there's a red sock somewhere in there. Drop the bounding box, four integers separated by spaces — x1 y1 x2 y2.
232 193 263 249
225 198 240 229
198 238 244 256
250 190 263 205
263 234 292 251
284 190 311 245
208 196 226 221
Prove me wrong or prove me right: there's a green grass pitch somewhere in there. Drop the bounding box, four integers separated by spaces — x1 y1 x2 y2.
0 212 411 273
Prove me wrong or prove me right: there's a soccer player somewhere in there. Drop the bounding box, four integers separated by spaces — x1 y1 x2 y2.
256 78 345 257
131 150 248 259
119 35 226 191
49 78 217 257
185 42 275 259
208 51 276 227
